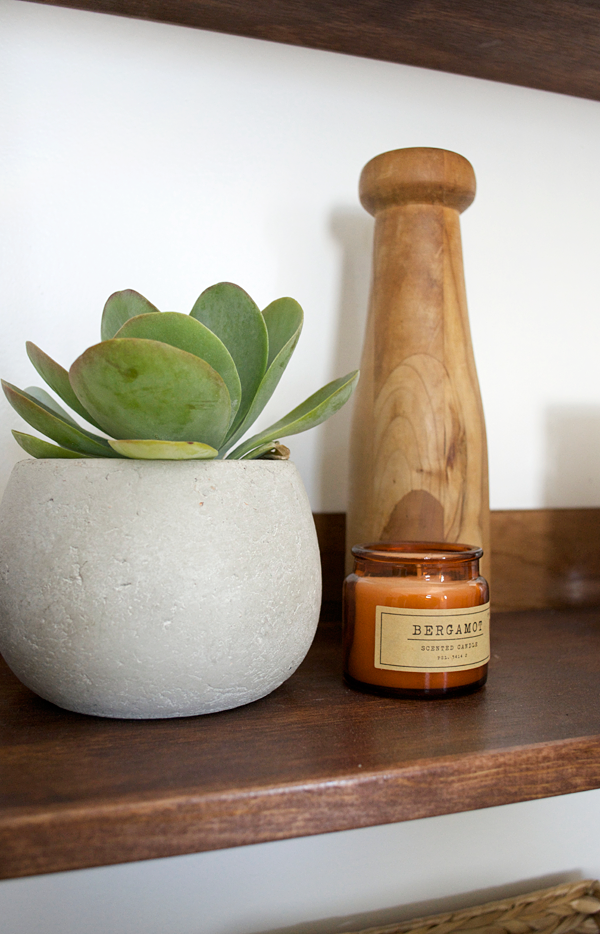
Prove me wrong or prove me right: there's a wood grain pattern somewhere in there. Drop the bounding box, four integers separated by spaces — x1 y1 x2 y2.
317 509 600 613
347 148 489 578
492 508 600 612
2 608 600 879
27 0 600 104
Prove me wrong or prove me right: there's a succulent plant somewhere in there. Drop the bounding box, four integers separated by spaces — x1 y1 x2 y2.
3 282 359 461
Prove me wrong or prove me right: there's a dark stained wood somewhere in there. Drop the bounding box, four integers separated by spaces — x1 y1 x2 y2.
2 607 600 879
317 509 600 613
313 512 345 618
28 0 600 103
492 508 600 612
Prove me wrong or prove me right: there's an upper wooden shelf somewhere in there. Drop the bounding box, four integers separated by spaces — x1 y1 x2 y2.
31 0 600 102
2 607 600 880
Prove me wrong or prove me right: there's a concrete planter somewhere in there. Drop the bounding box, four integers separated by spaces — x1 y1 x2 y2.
0 458 321 718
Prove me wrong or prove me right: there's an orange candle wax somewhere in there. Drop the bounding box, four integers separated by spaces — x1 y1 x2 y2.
343 542 489 699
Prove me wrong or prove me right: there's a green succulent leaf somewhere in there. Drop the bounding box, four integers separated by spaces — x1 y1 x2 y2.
101 290 160 341
12 430 88 459
221 302 303 452
108 439 218 460
26 342 105 431
114 312 241 425
9 283 352 465
24 386 84 429
227 369 360 459
190 282 268 435
262 297 303 369
2 381 120 457
70 339 231 449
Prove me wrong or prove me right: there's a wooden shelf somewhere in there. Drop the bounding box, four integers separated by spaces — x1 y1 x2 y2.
8 1 600 887
31 0 600 102
2 607 600 880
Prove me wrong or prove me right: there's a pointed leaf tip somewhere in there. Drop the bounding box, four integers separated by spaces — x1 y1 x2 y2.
227 369 359 459
26 341 105 430
12 430 88 459
3 381 119 457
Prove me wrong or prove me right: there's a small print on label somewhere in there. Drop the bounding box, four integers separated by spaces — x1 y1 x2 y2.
374 603 490 673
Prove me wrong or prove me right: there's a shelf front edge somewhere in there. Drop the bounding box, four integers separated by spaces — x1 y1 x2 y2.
2 733 600 879
27 0 600 103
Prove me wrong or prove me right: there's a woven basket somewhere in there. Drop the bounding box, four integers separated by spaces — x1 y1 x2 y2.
343 881 600 934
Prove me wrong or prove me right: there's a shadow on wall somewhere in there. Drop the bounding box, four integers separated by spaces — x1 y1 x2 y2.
544 405 600 508
317 207 373 509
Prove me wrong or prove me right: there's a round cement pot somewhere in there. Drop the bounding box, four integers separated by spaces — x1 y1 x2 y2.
0 458 321 718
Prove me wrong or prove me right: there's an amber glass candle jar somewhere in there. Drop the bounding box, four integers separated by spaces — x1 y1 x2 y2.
343 542 490 698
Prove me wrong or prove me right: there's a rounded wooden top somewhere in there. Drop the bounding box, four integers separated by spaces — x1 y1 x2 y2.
359 147 476 215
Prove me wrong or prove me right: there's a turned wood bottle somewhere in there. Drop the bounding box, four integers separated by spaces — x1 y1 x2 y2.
347 147 490 581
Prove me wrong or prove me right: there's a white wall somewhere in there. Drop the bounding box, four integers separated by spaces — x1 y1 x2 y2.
2 3 600 932
3 0 600 511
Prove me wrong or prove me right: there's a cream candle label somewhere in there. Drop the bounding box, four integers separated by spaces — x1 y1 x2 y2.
374 603 491 673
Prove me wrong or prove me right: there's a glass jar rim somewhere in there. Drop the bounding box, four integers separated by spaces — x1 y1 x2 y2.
351 541 483 563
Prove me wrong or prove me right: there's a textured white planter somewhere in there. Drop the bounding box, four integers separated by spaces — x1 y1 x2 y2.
0 458 321 718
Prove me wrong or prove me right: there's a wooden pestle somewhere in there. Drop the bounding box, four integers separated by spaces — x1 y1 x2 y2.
347 147 490 580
